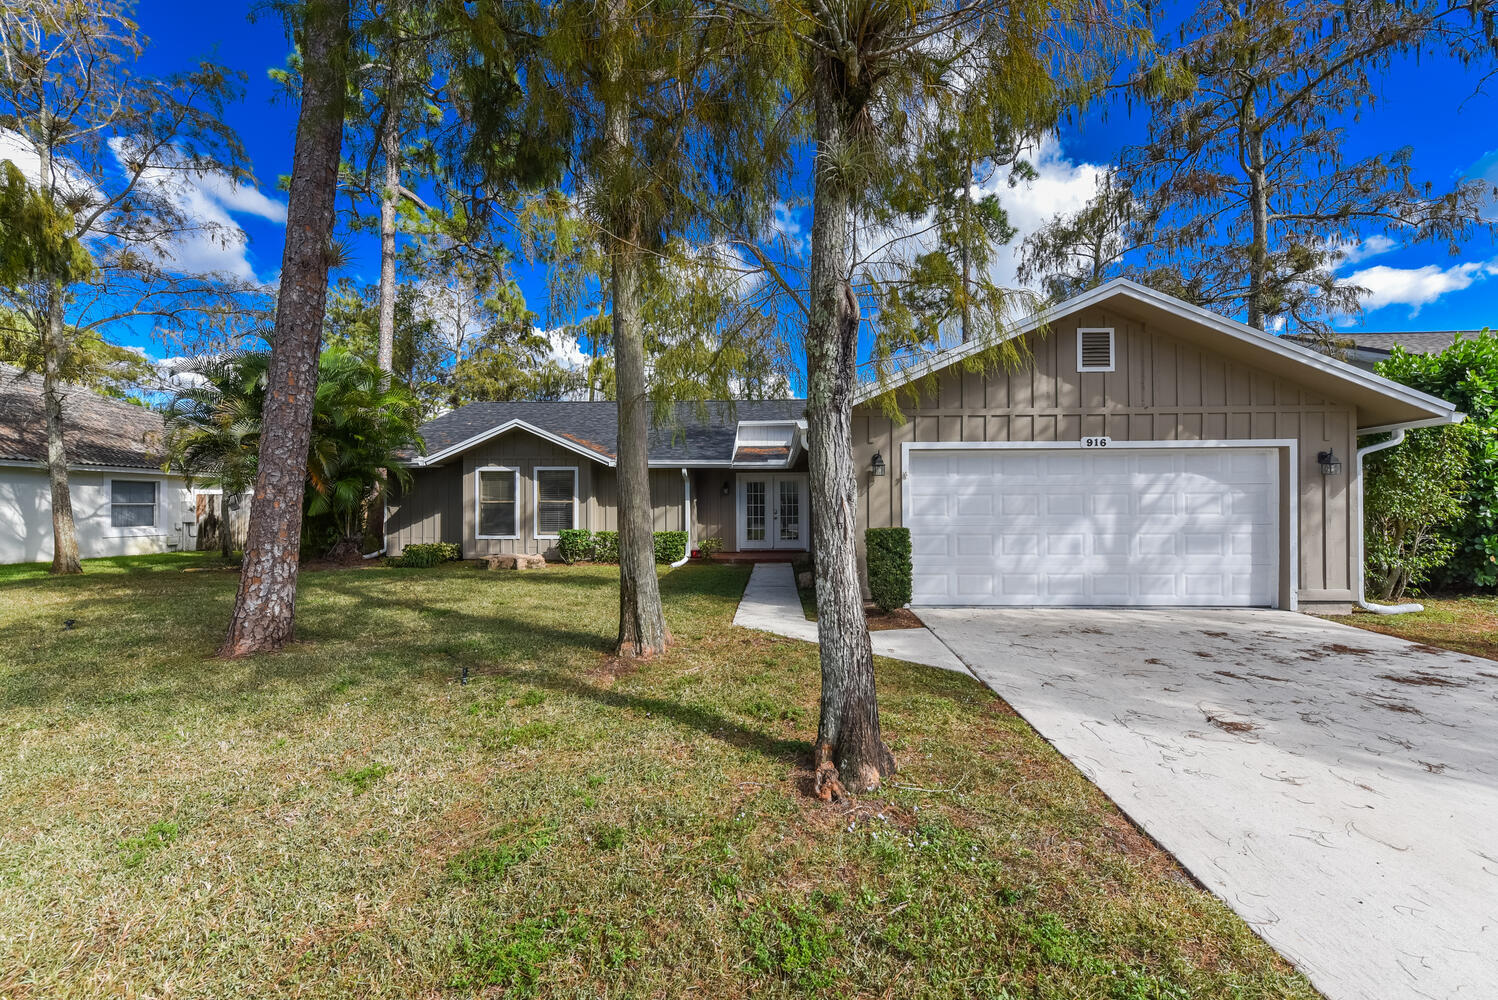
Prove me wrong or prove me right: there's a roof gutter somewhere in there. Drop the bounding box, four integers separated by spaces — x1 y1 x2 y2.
669 468 691 568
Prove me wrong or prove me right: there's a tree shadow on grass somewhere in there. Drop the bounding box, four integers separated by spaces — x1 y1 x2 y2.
505 664 809 767
0 561 798 769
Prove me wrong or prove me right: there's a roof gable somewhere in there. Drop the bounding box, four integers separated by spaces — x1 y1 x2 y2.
854 280 1460 432
408 399 807 467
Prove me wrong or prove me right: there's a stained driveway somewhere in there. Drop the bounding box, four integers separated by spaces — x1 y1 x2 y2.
920 608 1498 1000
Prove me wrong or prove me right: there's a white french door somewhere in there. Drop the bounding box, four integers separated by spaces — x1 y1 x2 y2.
736 474 808 550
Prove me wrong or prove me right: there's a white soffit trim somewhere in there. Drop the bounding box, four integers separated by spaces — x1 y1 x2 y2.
409 419 616 468
0 459 188 477
852 278 1461 423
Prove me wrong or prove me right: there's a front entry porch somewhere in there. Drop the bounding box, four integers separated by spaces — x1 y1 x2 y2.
734 473 809 552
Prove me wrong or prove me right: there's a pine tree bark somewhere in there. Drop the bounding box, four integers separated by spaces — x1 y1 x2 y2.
806 78 894 797
1243 98 1270 331
221 0 350 657
376 63 401 374
41 289 81 575
603 0 668 658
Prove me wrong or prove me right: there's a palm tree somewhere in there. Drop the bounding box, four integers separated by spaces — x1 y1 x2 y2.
165 352 267 558
304 347 419 559
167 349 420 560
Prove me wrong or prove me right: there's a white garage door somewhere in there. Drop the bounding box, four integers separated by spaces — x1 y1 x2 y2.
906 447 1279 607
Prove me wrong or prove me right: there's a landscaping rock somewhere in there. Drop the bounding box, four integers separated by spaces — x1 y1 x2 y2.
484 553 546 570
797 570 815 592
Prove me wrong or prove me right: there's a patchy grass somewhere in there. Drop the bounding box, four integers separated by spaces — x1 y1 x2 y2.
1328 593 1498 661
0 552 1317 998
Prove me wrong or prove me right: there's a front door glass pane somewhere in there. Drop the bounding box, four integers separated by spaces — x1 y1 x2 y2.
778 479 800 542
745 481 766 541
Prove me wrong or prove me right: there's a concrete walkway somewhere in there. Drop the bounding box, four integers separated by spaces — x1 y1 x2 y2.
732 563 969 675
922 607 1498 1000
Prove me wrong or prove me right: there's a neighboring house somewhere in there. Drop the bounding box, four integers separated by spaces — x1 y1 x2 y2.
0 365 196 563
1284 330 1480 371
387 279 1460 613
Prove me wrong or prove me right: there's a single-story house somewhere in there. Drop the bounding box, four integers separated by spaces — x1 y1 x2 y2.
387 279 1461 613
0 365 196 564
1283 329 1480 371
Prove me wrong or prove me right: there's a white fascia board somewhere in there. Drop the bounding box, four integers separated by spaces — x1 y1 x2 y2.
0 459 187 477
1357 414 1466 436
409 419 616 468
853 277 1461 420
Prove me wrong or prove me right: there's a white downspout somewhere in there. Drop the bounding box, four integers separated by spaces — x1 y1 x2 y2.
1354 428 1422 614
670 468 691 568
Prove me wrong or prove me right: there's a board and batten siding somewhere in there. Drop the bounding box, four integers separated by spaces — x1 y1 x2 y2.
855 307 1358 604
385 461 462 553
387 430 693 559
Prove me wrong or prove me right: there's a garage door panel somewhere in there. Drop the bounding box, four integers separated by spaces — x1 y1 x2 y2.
906 447 1279 607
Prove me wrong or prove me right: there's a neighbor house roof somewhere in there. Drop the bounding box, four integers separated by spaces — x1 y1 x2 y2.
0 365 168 470
1332 331 1477 356
1282 330 1481 366
854 279 1462 433
407 399 808 468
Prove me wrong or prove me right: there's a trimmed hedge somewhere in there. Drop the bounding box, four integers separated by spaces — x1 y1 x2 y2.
592 531 620 563
390 542 461 568
545 529 686 564
653 530 688 564
557 528 593 564
865 527 912 612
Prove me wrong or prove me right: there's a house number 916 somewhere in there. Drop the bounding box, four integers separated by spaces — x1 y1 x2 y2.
1081 436 1112 448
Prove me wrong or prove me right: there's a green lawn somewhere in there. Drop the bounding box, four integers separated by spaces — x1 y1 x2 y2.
0 553 1315 999
1329 593 1498 661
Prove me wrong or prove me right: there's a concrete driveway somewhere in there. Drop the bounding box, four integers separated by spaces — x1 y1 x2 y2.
920 608 1498 1000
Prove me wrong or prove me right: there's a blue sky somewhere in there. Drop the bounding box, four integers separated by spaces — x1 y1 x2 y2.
123 0 1498 365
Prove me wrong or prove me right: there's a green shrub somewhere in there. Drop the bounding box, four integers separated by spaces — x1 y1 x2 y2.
556 528 593 564
654 531 688 564
697 536 724 560
592 530 619 563
390 542 460 568
1377 332 1498 587
865 527 912 612
1365 423 1472 600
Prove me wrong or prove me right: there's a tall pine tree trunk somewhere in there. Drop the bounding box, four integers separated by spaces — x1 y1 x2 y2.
41 289 81 575
603 0 667 658
221 0 350 657
376 64 400 374
1244 103 1270 330
806 79 893 797
611 233 667 656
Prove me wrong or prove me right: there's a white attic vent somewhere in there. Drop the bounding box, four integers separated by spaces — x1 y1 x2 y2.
1077 327 1115 372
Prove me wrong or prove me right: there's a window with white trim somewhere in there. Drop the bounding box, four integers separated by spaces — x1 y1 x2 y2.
534 467 578 538
110 480 157 528
1077 327 1115 372
476 467 519 538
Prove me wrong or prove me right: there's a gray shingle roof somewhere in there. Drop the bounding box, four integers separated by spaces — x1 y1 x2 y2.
0 365 167 469
1339 331 1481 355
1286 330 1482 357
412 399 807 464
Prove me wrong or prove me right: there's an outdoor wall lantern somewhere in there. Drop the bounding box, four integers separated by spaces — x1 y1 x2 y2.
721 480 731 496
871 451 887 477
1317 450 1343 476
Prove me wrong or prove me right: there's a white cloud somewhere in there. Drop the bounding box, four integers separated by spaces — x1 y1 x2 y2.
1331 234 1398 267
107 138 285 283
983 136 1108 290
1342 258 1498 315
538 325 589 370
0 129 285 284
854 133 1107 295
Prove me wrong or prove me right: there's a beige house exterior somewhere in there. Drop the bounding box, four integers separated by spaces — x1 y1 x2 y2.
387 281 1460 613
